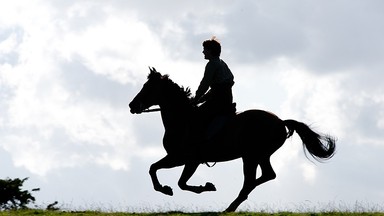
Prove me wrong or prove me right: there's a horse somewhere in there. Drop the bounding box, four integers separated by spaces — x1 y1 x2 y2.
129 67 336 212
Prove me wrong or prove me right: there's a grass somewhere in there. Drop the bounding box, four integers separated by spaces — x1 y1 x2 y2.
1 201 383 216
1 210 384 216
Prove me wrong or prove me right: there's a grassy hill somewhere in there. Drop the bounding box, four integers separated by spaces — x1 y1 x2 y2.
1 210 384 216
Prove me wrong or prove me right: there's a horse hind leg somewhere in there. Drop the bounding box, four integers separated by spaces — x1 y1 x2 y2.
225 157 276 212
178 163 217 194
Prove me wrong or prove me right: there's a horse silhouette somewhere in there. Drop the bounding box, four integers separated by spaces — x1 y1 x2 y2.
129 67 336 212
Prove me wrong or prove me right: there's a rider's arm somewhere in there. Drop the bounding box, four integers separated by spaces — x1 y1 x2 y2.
195 61 216 101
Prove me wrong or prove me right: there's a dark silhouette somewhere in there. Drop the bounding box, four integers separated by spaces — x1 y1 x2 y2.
192 38 235 145
0 177 39 210
129 67 336 212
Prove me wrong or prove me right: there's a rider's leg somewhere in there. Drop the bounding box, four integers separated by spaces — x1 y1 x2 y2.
205 115 229 142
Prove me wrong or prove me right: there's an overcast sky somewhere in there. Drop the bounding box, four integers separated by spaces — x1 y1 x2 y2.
1 0 384 212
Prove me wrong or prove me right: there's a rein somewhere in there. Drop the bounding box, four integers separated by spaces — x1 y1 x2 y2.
142 107 161 113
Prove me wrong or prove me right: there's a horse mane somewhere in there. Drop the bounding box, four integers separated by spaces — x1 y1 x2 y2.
163 75 192 102
148 71 192 104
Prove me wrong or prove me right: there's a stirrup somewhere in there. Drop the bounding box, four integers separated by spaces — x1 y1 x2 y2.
204 162 217 167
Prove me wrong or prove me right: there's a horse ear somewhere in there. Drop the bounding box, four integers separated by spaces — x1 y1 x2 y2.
147 66 162 79
148 66 158 74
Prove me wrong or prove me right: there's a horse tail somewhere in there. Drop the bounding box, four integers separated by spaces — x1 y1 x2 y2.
284 119 336 162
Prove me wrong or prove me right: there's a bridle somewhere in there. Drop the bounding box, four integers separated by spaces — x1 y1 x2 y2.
142 107 161 113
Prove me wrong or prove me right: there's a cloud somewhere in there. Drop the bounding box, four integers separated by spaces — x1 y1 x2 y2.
220 0 384 75
278 63 347 136
0 71 142 174
1 0 384 211
0 0 167 175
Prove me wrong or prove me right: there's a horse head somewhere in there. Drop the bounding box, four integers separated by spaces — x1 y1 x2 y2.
129 67 165 114
129 67 192 114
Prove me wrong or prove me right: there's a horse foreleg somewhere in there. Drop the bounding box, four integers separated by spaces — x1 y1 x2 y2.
178 163 216 194
225 157 276 212
149 155 183 196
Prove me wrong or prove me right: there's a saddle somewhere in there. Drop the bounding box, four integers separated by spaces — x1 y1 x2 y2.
188 103 237 144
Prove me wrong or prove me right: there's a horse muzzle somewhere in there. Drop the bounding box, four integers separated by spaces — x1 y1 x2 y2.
129 101 146 114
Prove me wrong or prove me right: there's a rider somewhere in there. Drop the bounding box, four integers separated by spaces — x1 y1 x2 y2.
192 37 235 143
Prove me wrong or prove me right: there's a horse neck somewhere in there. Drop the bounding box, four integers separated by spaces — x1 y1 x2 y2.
159 91 191 131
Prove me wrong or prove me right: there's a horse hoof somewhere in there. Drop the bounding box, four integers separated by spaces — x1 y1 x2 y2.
205 182 216 191
162 185 173 196
224 206 236 212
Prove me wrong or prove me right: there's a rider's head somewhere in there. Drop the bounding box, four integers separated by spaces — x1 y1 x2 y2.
202 37 221 58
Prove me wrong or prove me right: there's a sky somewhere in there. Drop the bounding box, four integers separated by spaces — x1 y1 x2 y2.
1 0 384 212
